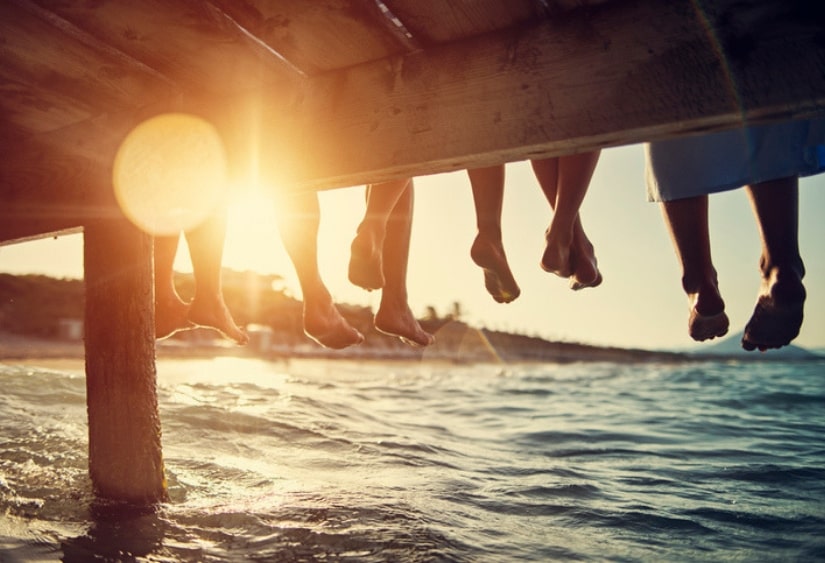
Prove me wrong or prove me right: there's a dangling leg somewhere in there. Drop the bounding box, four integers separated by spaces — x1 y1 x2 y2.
660 195 729 341
184 211 248 344
154 233 193 339
741 176 806 351
467 165 520 303
373 181 435 346
275 191 364 349
349 179 410 291
532 152 602 289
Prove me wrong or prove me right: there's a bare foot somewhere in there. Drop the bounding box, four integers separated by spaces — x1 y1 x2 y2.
188 296 249 345
155 294 194 340
568 236 602 291
375 302 435 347
303 293 365 349
689 308 730 341
348 226 385 291
541 228 573 278
470 235 520 303
742 267 805 351
570 271 603 291
686 284 728 342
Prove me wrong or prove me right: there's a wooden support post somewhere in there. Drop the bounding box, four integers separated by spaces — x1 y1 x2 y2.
83 218 166 505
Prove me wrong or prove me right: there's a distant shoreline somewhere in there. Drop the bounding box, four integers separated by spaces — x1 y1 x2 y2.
0 330 674 365
2 330 820 368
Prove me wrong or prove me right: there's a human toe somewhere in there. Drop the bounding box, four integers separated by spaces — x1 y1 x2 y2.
688 308 729 341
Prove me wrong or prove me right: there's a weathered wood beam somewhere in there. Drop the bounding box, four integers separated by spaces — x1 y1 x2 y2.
0 132 120 242
84 217 165 505
25 0 302 95
206 0 414 74
3 0 824 212
0 227 83 248
0 100 178 243
0 0 176 134
247 0 825 191
382 0 543 45
0 155 100 242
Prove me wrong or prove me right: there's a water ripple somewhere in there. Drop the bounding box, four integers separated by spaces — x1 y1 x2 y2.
1 358 824 561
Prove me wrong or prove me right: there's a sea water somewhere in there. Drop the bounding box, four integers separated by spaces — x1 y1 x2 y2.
1 356 824 562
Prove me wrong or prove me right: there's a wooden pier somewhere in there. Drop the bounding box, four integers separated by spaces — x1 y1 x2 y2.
1 0 823 504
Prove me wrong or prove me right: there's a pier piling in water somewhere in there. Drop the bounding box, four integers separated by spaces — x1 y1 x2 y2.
83 219 167 504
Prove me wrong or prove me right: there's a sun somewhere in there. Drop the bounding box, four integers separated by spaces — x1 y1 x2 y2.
221 186 291 276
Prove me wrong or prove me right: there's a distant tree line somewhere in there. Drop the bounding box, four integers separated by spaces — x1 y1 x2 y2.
0 274 85 338
0 272 691 362
0 271 457 346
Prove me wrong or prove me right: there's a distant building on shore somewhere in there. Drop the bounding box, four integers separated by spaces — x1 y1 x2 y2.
57 318 83 341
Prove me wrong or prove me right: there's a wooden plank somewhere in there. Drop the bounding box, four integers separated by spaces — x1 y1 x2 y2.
382 0 543 45
0 78 94 134
0 124 124 242
544 0 614 15
0 227 83 248
250 0 825 190
29 0 302 95
0 1 174 133
207 0 413 74
4 0 824 203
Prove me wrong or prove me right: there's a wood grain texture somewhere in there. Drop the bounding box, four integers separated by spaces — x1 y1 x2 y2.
0 1 174 133
24 0 300 95
2 0 824 223
382 0 542 45
208 0 413 74
254 0 825 190
84 218 166 504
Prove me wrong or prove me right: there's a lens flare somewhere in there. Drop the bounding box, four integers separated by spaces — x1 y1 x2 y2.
113 113 226 236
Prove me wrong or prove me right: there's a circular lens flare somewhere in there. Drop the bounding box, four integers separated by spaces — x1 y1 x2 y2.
113 113 226 236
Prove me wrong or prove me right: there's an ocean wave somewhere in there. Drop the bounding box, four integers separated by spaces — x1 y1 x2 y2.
2 358 824 561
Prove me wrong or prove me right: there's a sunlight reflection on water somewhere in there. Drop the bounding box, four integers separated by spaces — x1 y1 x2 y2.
1 357 824 561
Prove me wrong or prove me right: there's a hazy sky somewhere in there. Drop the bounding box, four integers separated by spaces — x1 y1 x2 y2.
2 144 823 352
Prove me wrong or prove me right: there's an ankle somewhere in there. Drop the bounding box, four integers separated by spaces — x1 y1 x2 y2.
545 224 573 247
760 255 805 283
680 267 717 295
355 222 384 248
471 234 502 259
682 272 724 315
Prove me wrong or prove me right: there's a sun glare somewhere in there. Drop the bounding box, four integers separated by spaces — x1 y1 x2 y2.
222 187 292 277
222 186 371 302
113 113 226 236
226 185 363 257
